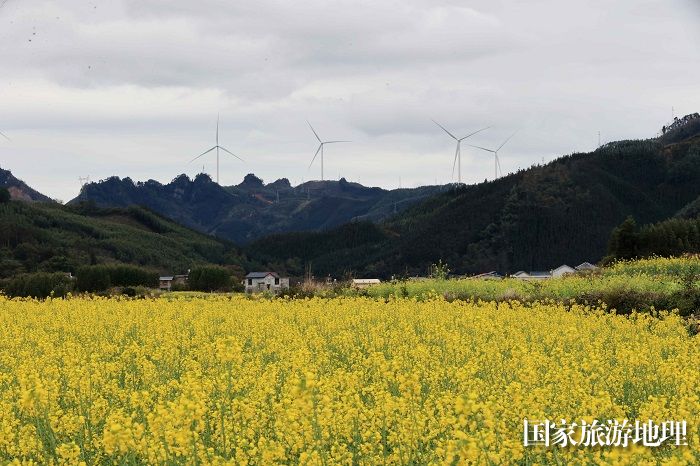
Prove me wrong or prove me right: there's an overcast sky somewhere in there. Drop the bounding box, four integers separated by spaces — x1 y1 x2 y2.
1 0 699 201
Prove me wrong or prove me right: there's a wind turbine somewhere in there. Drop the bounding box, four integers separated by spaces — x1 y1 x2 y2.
190 115 244 184
469 132 517 180
432 120 489 184
307 121 350 181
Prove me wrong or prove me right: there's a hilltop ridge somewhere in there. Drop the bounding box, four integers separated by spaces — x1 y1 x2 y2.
0 168 53 203
70 173 446 244
246 122 700 277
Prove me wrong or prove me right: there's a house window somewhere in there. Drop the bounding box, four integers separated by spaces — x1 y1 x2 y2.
248 278 252 285
275 277 279 285
267 284 271 290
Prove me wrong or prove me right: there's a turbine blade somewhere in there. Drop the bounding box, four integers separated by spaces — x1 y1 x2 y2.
467 144 495 153
324 140 351 144
496 153 503 177
307 120 322 143
216 114 220 146
497 131 518 151
308 144 322 169
189 146 217 163
432 119 458 141
0 130 9 141
219 146 245 162
459 126 490 141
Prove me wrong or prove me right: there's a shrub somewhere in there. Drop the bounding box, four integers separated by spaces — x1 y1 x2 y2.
429 260 450 280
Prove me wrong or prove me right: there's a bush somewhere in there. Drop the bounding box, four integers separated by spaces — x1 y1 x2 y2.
188 266 232 292
76 264 158 292
2 272 74 298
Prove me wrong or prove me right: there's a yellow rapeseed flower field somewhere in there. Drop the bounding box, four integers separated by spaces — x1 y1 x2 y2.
0 295 698 465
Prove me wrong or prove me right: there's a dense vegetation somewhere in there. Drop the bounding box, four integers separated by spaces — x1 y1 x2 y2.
1 272 74 298
75 264 158 292
0 200 245 280
608 215 700 260
71 173 445 244
248 131 700 278
187 265 236 292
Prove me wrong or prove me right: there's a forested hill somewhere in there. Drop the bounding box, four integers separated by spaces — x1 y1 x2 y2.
0 167 53 202
0 201 245 279
246 127 700 278
70 173 446 244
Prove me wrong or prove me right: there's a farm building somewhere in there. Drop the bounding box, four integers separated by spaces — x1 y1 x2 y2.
351 278 381 288
244 272 290 294
159 274 188 291
551 265 577 278
575 262 598 272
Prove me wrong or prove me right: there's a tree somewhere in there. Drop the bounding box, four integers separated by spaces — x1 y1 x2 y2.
188 266 232 292
608 216 639 260
76 266 111 292
0 187 10 203
3 272 74 298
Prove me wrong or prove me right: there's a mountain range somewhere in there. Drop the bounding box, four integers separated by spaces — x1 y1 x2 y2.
69 173 446 244
3 113 700 279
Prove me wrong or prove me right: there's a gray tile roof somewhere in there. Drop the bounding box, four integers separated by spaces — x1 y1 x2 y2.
245 272 279 279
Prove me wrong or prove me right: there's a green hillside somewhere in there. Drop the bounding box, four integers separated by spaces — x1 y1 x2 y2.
0 201 245 279
247 129 700 278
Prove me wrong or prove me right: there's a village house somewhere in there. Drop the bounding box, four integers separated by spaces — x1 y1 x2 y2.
244 272 290 294
351 278 381 288
159 274 188 291
512 262 597 280
551 264 577 278
575 262 599 272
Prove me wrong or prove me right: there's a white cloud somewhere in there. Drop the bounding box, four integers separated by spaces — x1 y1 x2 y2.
0 0 699 200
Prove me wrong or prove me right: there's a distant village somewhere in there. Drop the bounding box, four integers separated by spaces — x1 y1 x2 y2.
157 262 599 294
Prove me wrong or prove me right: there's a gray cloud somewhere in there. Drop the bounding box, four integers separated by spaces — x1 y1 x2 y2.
0 0 699 201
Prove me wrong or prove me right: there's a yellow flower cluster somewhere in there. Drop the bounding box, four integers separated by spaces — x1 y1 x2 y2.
0 295 698 464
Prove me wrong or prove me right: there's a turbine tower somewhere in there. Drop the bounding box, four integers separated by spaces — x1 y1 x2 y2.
432 120 489 184
307 121 350 181
469 132 517 180
190 115 244 184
